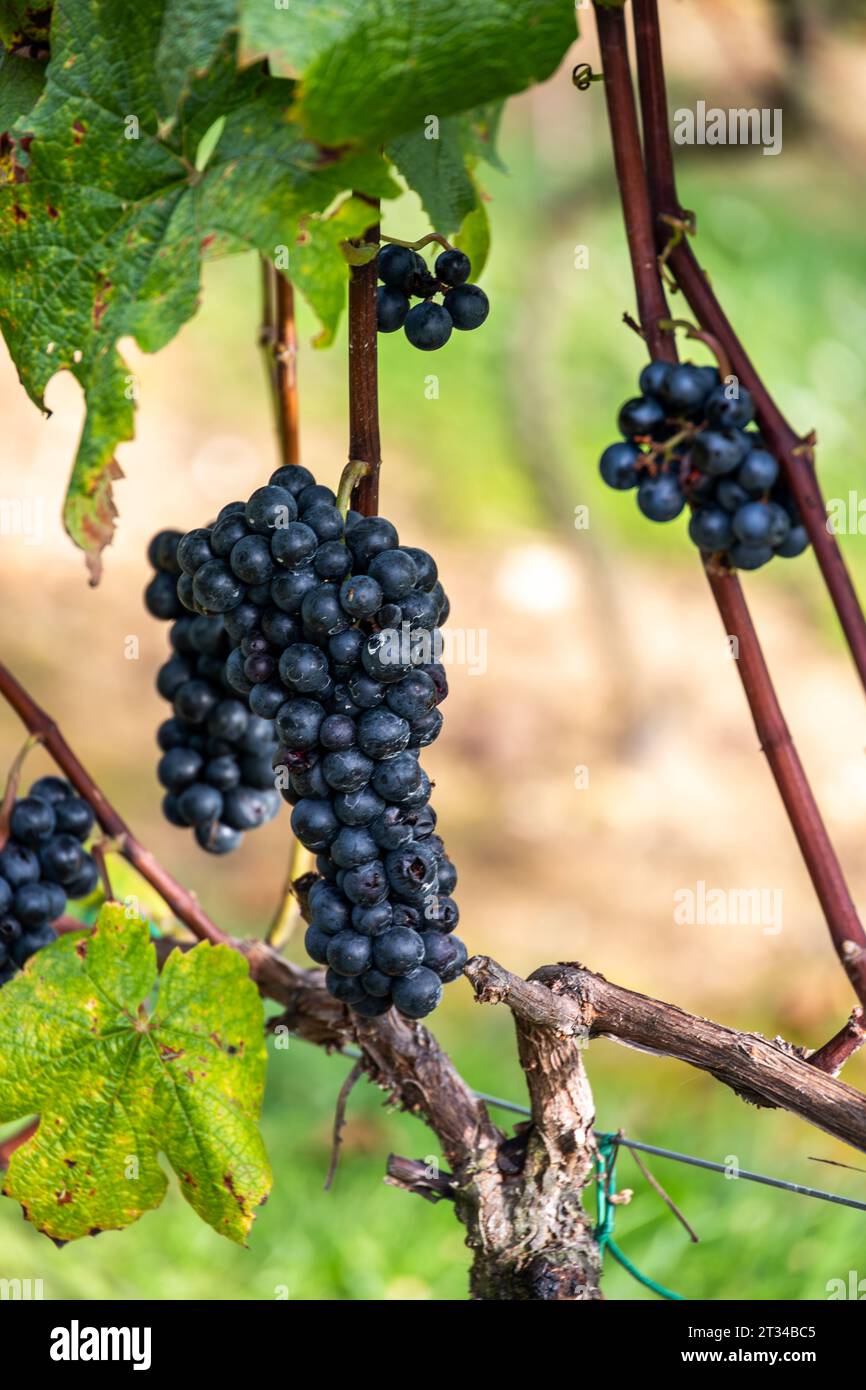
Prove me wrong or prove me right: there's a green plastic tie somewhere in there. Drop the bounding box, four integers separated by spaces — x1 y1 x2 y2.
594 1132 684 1301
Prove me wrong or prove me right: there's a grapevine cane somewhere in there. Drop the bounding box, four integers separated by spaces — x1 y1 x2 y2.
631 0 866 699
593 0 866 1008
347 197 382 517
259 258 301 471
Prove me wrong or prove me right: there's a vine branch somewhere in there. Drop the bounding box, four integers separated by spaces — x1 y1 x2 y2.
347 197 382 517
466 957 866 1153
259 258 300 469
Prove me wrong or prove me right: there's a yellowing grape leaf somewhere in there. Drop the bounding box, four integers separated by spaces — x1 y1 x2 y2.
0 904 271 1245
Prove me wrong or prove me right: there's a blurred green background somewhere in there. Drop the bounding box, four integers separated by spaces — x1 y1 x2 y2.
3 0 866 1300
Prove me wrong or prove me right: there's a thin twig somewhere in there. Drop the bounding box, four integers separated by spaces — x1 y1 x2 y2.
0 732 41 848
624 1133 699 1242
324 1059 364 1191
91 839 116 902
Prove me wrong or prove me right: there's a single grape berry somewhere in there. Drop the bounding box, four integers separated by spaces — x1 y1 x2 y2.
391 967 443 1019
732 501 773 546
706 384 755 429
373 927 425 977
327 930 373 976
270 464 316 496
193 560 245 614
377 244 417 290
600 441 641 490
210 513 249 558
738 449 779 494
637 474 685 523
145 571 182 620
404 302 453 351
776 524 809 558
729 541 774 571
53 798 95 841
230 535 275 586
661 364 710 414
638 361 672 397
688 508 734 553
177 528 214 575
10 797 56 846
442 284 489 331
148 529 183 573
341 860 388 906
291 798 340 852
39 834 85 885
618 396 666 440
195 821 243 855
765 502 791 548
330 826 379 869
434 248 471 287
301 502 345 543
177 783 224 827
29 776 73 806
356 709 411 760
692 429 747 477
376 285 410 333
367 548 418 600
245 485 297 535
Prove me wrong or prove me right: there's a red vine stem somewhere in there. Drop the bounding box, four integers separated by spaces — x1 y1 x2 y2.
260 259 300 469
0 660 228 948
631 0 866 697
593 1 866 1007
347 198 382 517
274 272 300 468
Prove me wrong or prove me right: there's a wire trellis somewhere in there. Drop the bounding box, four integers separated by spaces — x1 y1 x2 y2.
294 1034 866 1216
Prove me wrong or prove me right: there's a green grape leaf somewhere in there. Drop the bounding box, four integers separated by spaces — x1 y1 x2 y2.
386 104 503 243
238 0 577 148
0 50 45 131
453 195 491 280
0 0 396 579
0 904 271 1245
155 0 238 114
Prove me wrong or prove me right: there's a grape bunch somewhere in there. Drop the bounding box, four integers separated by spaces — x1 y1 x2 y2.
376 244 489 352
0 776 98 986
171 462 465 1020
145 532 281 854
599 359 810 571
